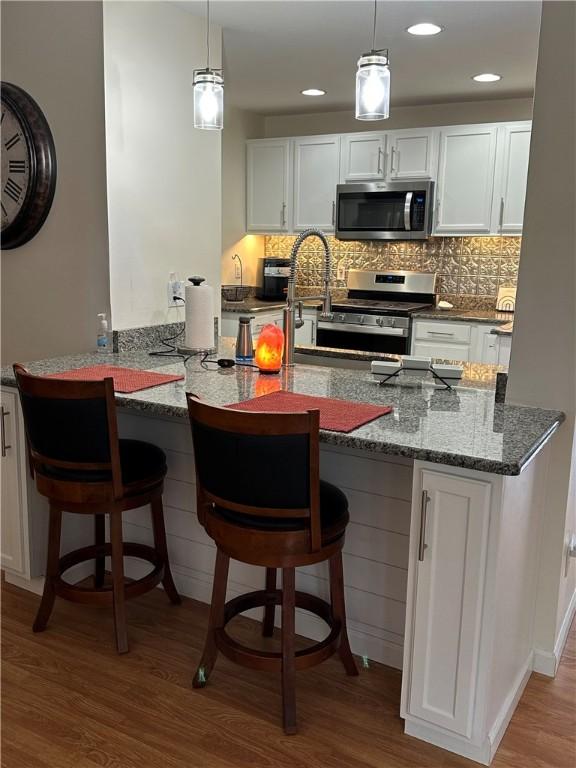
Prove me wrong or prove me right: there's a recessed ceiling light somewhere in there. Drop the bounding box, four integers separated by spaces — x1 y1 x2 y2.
301 88 326 96
472 73 502 83
407 23 443 36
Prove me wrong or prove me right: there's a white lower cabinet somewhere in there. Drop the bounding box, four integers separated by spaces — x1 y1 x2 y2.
1 389 27 575
411 319 510 365
405 469 491 737
496 335 512 366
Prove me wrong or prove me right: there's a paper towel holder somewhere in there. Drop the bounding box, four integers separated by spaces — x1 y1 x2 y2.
177 275 217 356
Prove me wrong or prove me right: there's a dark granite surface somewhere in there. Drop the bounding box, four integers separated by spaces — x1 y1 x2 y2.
1 339 563 476
414 309 514 324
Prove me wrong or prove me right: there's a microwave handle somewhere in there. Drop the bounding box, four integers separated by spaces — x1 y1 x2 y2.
404 192 413 231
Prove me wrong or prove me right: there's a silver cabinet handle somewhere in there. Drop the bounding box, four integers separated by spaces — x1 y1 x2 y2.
1 407 11 457
390 146 396 172
499 197 505 234
427 330 455 336
331 200 336 225
377 146 383 175
281 202 287 227
418 489 429 561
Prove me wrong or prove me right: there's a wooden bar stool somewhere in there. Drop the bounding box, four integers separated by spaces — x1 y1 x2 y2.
186 394 358 734
13 364 181 654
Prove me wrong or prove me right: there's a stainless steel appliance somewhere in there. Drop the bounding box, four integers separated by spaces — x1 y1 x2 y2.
335 180 434 240
257 258 291 301
317 269 436 354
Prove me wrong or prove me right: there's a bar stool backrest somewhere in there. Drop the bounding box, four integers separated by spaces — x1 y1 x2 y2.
186 394 323 551
13 364 123 499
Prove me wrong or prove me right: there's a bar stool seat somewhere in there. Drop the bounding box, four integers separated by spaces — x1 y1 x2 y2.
13 364 181 654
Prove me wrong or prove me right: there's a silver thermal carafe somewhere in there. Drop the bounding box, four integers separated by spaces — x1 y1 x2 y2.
235 316 254 361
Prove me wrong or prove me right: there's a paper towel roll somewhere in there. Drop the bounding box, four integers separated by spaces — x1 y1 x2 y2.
185 278 214 350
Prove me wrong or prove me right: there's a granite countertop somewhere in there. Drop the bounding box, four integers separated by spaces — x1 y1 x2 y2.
1 339 563 476
222 299 321 314
414 308 515 324
490 322 514 336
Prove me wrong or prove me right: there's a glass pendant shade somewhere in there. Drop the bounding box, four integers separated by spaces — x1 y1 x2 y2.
355 53 390 121
193 70 223 130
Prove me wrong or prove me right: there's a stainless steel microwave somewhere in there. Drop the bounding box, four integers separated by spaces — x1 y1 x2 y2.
335 180 435 240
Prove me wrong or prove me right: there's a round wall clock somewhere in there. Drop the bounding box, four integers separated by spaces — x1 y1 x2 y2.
1 82 57 250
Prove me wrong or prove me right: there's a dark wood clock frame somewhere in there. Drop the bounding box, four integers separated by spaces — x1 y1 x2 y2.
1 82 57 250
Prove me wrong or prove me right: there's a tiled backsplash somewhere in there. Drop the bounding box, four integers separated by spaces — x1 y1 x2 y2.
264 236 521 309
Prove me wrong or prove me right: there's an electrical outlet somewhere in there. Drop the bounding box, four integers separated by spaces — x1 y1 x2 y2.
337 261 347 281
167 279 185 308
235 262 241 279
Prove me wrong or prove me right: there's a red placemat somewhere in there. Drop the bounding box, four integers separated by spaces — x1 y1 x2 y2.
46 365 184 393
226 391 392 433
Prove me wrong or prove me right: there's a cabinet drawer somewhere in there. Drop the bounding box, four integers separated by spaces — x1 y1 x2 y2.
413 321 471 344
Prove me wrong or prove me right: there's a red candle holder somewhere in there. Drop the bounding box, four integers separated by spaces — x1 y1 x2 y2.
254 324 284 374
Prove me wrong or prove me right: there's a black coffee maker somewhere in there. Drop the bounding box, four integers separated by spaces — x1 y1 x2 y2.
257 258 291 301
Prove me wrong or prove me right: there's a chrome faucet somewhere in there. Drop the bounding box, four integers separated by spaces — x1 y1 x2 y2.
283 228 333 366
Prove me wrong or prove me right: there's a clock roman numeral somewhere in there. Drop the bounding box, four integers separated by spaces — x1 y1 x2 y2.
9 160 26 174
4 178 23 203
4 134 21 150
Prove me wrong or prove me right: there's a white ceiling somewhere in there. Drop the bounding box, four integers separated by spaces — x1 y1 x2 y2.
182 0 542 115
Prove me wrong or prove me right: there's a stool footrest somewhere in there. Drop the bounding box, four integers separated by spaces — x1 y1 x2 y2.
216 589 341 672
55 543 164 605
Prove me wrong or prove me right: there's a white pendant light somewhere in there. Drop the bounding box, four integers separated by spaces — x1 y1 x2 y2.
355 0 390 121
193 0 223 130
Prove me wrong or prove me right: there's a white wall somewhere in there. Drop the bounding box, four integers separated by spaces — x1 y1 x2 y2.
221 106 265 287
263 97 533 138
1 1 110 364
103 1 222 329
506 1 576 670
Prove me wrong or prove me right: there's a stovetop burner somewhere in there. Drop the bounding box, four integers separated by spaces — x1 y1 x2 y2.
332 298 433 315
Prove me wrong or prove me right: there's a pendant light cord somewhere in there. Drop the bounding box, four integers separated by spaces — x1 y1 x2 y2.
206 0 210 69
371 0 377 52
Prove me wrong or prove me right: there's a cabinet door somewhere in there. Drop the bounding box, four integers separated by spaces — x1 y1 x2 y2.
411 341 470 362
495 123 531 234
340 132 386 181
435 125 498 234
497 335 512 366
246 140 291 232
407 470 491 737
475 326 499 364
388 129 438 180
293 136 340 231
1 390 26 574
295 317 316 346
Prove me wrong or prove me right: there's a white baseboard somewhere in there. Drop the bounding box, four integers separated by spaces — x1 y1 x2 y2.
488 652 533 762
533 587 576 677
4 571 45 595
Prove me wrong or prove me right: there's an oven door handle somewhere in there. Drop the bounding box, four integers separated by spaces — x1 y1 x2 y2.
317 322 408 337
404 192 413 231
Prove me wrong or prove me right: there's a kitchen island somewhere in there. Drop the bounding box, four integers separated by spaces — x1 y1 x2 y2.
0 341 564 765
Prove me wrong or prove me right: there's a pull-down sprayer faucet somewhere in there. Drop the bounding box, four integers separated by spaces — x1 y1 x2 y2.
282 228 333 367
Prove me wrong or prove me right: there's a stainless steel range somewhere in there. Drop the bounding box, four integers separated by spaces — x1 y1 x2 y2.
317 270 437 354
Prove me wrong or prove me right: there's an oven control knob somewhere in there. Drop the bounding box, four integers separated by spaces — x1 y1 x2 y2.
338 313 345 322
391 318 396 328
359 315 365 325
376 317 383 327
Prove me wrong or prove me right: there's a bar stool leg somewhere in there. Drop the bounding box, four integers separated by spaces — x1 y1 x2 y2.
33 505 62 633
281 567 297 735
150 496 181 605
193 548 229 688
329 551 359 676
262 567 276 637
94 514 106 589
109 511 129 654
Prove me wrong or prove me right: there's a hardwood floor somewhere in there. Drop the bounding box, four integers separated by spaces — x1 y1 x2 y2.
1 578 575 768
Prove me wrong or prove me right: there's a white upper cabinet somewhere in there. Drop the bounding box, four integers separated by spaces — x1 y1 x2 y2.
493 122 532 234
387 128 439 180
246 139 291 232
435 125 499 234
340 132 386 181
293 136 340 231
